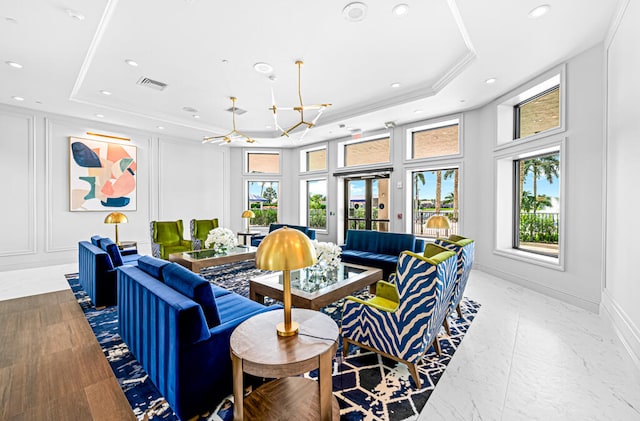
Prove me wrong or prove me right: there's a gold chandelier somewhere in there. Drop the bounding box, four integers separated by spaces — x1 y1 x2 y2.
271 60 331 139
202 97 256 144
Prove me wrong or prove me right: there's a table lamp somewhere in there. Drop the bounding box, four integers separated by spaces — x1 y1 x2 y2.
241 210 255 233
104 211 128 245
255 227 317 336
425 214 451 238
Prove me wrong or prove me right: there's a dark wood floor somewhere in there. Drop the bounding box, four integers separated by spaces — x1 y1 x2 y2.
0 289 135 420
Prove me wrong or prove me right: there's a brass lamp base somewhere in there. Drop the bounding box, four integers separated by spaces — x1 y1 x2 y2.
276 321 299 337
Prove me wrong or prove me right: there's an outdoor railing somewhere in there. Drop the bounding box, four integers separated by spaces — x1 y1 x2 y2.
519 212 559 243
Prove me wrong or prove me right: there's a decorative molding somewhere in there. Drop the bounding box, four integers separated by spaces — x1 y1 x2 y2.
0 110 36 257
601 288 640 371
604 0 631 49
474 263 599 313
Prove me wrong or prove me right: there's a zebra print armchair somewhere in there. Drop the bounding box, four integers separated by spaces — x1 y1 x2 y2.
341 244 457 388
435 235 475 319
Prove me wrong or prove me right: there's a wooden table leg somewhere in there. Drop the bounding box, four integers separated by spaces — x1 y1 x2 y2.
318 348 333 421
231 353 243 421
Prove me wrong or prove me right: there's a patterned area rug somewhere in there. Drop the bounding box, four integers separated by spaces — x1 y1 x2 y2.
67 262 480 421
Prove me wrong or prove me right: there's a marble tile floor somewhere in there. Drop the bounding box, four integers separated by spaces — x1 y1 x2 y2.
1 264 639 420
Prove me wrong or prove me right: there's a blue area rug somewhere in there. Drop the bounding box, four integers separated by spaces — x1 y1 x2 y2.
67 262 480 421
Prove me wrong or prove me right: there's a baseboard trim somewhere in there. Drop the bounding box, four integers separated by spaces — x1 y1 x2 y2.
600 289 640 371
475 263 599 313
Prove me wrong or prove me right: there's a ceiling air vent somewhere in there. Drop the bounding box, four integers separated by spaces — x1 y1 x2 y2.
136 76 168 91
226 106 247 115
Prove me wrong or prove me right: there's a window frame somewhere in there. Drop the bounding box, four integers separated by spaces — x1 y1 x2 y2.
405 115 463 162
300 177 329 232
243 149 281 175
494 137 566 270
495 65 566 149
299 144 328 173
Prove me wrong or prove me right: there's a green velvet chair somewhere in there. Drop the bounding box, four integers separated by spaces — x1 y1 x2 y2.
150 220 192 259
190 218 219 250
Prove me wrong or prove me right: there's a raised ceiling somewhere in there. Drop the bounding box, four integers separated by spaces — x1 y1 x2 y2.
0 0 618 147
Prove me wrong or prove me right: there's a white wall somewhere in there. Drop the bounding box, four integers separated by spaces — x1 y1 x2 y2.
602 0 640 365
0 104 228 271
466 44 605 311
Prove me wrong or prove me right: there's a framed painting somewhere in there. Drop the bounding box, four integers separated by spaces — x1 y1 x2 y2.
69 137 137 211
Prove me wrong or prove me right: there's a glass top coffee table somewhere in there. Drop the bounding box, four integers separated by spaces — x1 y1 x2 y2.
169 246 257 273
250 262 383 310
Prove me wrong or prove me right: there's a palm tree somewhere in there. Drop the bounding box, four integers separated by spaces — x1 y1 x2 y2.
435 170 442 213
414 172 425 233
523 154 559 214
444 169 458 220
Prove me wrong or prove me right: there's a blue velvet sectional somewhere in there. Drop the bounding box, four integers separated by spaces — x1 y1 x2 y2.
117 256 279 421
251 223 316 247
78 235 141 306
340 230 426 279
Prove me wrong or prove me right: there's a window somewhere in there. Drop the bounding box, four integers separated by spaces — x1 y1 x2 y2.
246 152 280 174
410 167 459 238
300 146 327 172
343 137 390 167
514 86 560 139
247 181 279 227
411 120 459 159
513 152 560 257
306 179 327 230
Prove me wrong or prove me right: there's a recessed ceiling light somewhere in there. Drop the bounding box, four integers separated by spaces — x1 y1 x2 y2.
100 90 112 95
485 78 497 84
254 62 273 74
66 9 85 21
414 109 423 114
95 113 104 118
35 100 42 104
460 99 467 103
265 125 272 129
192 115 200 119
528 4 550 19
343 2 368 22
182 106 198 113
12 96 24 101
5 17 18 24
157 125 165 130
221 59 229 64
6 61 23 69
391 82 401 88
124 59 138 67
392 4 409 16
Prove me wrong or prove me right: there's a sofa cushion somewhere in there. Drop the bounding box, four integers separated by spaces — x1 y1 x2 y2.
100 238 123 267
90 235 104 247
137 255 170 280
215 293 268 324
345 230 379 253
162 263 221 327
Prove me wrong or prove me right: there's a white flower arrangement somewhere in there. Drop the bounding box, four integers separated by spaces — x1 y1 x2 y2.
204 227 238 251
311 240 342 269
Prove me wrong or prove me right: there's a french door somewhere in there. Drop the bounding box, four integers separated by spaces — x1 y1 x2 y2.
345 176 390 232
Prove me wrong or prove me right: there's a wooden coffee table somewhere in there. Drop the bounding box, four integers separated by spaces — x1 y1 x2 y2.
168 246 257 273
230 308 339 420
250 262 383 310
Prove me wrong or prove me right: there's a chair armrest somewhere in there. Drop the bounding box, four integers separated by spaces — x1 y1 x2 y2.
345 294 399 312
387 273 397 284
180 239 193 249
375 280 400 303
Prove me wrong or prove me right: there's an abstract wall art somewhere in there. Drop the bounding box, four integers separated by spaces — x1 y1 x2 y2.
69 137 137 211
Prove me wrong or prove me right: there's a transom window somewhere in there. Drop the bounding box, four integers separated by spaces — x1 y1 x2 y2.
514 86 560 139
300 147 327 172
246 152 280 174
343 137 390 167
411 120 459 159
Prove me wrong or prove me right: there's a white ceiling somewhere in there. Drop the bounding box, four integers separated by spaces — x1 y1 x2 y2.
0 0 618 147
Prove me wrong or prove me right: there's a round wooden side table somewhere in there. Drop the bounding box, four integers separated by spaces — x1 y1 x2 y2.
230 308 339 421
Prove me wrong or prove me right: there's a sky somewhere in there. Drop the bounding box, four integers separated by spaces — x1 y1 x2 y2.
522 171 560 198
248 181 279 197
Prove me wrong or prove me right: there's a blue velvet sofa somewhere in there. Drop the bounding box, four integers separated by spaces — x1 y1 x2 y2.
340 230 425 279
117 256 279 420
251 223 317 247
77 235 141 306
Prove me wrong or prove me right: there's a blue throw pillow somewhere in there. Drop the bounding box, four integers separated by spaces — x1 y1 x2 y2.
137 255 170 280
100 238 123 267
162 263 221 327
